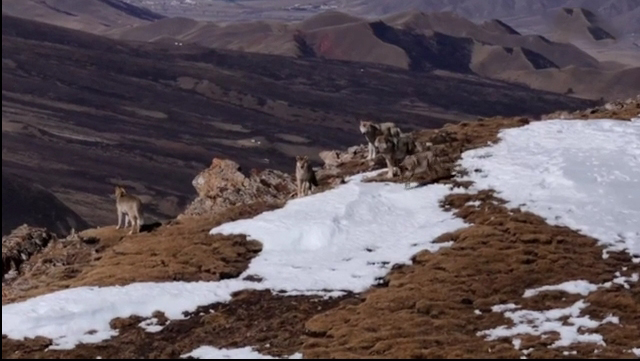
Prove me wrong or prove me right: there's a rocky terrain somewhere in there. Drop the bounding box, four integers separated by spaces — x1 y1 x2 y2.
2 98 638 359
2 13 594 232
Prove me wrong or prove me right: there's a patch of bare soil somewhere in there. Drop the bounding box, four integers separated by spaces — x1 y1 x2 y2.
2 202 281 305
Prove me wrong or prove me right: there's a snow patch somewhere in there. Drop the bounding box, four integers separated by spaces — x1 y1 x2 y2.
478 300 618 348
181 346 302 359
491 303 520 312
208 170 465 295
459 118 640 259
139 317 166 333
523 280 599 297
512 338 522 350
524 272 639 298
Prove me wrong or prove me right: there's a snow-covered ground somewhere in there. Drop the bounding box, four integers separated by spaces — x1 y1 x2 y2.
466 118 640 353
2 117 639 356
1 171 466 350
460 118 640 260
208 172 465 294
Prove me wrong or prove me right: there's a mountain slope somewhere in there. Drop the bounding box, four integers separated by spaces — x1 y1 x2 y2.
109 10 636 100
119 0 640 36
2 174 90 236
1 0 164 34
4 1 631 100
549 7 617 43
2 101 638 359
2 14 594 228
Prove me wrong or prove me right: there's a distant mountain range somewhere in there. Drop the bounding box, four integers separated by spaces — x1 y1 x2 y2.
118 0 640 36
3 0 637 102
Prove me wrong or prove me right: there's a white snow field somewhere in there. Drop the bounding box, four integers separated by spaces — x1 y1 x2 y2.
459 118 640 260
208 172 465 294
466 118 640 353
1 171 467 351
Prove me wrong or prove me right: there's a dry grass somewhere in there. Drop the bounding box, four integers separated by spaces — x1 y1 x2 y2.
2 290 356 359
301 190 639 359
2 202 282 305
3 104 639 358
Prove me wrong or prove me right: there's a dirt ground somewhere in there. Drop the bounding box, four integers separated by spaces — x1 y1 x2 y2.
3 102 639 358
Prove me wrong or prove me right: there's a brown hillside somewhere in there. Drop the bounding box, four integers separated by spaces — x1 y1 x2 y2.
8 2 629 100
550 7 617 43
2 100 638 359
499 66 640 101
382 10 600 69
1 0 163 34
118 0 639 37
111 16 203 42
302 21 409 68
107 9 638 100
297 10 363 31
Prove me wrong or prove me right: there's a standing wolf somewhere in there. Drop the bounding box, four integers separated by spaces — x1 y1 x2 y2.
295 155 319 198
114 185 144 234
373 132 420 178
359 120 402 160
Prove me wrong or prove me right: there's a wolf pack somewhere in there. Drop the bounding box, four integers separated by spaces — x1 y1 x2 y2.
295 119 436 199
113 119 436 235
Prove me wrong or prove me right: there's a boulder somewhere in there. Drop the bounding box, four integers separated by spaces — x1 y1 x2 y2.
181 158 296 218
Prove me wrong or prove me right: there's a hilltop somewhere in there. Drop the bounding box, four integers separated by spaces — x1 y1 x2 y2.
2 98 639 359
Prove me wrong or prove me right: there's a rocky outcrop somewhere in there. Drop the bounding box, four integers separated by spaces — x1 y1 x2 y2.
542 95 639 121
318 145 366 167
2 225 57 280
181 158 296 218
